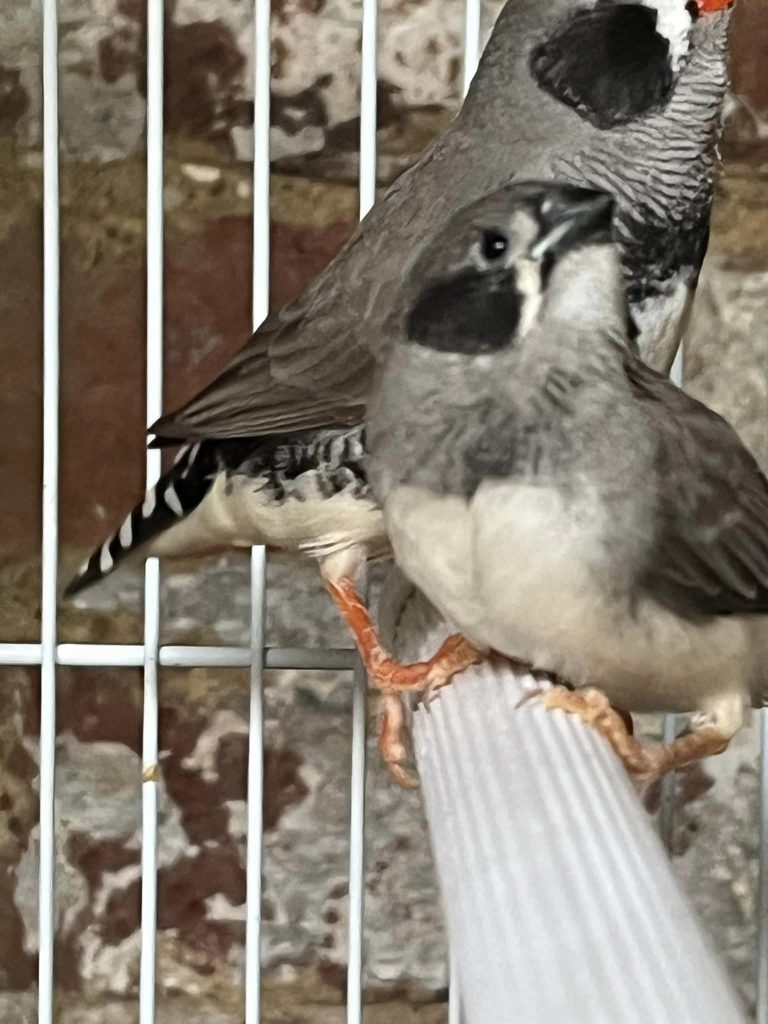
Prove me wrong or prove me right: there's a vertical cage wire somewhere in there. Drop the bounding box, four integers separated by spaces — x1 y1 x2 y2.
139 0 165 1020
347 654 368 1024
251 0 271 329
358 0 378 219
462 0 482 96
446 7 483 1016
344 0 379 1018
758 711 768 1024
28 1 767 1021
245 544 267 1024
140 569 161 1024
244 0 272 1016
39 0 61 1020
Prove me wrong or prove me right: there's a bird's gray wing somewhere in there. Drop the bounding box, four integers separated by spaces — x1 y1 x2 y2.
625 356 768 616
148 292 373 444
148 173 426 445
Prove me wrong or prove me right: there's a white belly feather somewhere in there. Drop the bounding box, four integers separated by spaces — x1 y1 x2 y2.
150 470 387 563
384 481 754 714
635 279 692 373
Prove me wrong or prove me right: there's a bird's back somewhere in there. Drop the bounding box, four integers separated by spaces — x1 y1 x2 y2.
153 0 731 446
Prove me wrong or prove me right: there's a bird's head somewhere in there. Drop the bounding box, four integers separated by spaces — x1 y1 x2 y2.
406 182 628 357
480 0 735 131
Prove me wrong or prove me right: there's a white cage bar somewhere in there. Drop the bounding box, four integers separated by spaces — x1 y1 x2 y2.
343 0 380 1013
462 0 482 95
244 0 271 1010
38 0 60 1020
138 0 165 1018
1 0 762 1020
245 547 266 1024
759 711 768 1024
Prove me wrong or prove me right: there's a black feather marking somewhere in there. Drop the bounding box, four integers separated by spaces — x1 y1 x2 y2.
458 376 582 498
461 417 550 496
63 442 226 596
530 4 675 130
64 428 370 597
229 427 369 503
619 205 710 305
408 267 521 355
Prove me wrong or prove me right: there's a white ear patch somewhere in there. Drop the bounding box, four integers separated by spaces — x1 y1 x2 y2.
516 259 543 336
642 0 693 72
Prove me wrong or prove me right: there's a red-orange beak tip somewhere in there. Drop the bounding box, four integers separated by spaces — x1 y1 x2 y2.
695 0 733 14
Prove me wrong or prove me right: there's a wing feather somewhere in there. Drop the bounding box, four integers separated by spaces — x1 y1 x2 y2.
625 356 768 616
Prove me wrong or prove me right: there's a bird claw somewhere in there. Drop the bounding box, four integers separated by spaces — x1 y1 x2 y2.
515 685 545 710
521 684 731 788
327 577 482 693
379 694 420 789
326 575 487 786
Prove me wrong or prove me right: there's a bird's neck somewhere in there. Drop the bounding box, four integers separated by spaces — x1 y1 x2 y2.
540 248 630 339
553 12 730 292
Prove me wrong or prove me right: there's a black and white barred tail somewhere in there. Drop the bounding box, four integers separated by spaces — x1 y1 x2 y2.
64 428 372 597
64 441 225 596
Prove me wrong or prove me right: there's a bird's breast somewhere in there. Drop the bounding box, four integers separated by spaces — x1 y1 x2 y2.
384 479 615 657
384 479 753 712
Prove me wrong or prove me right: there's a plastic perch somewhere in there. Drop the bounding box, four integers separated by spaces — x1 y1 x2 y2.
379 571 747 1024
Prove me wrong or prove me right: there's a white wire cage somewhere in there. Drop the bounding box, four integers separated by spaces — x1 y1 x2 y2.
0 0 767 1021
0 0 482 1020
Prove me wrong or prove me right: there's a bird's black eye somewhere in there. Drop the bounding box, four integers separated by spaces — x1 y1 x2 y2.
482 230 508 263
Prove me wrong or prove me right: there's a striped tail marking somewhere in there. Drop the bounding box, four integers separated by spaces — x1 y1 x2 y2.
64 442 210 596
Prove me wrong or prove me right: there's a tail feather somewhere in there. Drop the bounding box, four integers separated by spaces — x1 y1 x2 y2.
64 442 214 597
64 427 370 598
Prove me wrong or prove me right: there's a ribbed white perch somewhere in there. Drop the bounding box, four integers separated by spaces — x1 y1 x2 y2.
382 576 747 1024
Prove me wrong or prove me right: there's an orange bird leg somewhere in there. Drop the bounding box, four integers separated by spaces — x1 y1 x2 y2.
326 577 484 788
526 685 732 787
325 577 483 693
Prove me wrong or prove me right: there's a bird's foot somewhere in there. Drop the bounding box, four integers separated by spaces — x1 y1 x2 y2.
523 685 731 787
326 577 483 693
374 634 484 789
326 576 484 788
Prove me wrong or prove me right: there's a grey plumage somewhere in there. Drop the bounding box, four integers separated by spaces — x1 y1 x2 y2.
150 0 731 446
367 180 768 763
67 0 733 598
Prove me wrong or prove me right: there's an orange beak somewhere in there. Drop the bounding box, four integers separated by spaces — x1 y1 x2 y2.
695 0 732 12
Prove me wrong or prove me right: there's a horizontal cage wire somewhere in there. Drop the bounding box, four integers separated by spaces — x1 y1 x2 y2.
0 643 358 670
14 0 768 1021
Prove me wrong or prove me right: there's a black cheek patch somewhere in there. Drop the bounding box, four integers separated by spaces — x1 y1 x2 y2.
530 4 675 130
407 268 521 355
